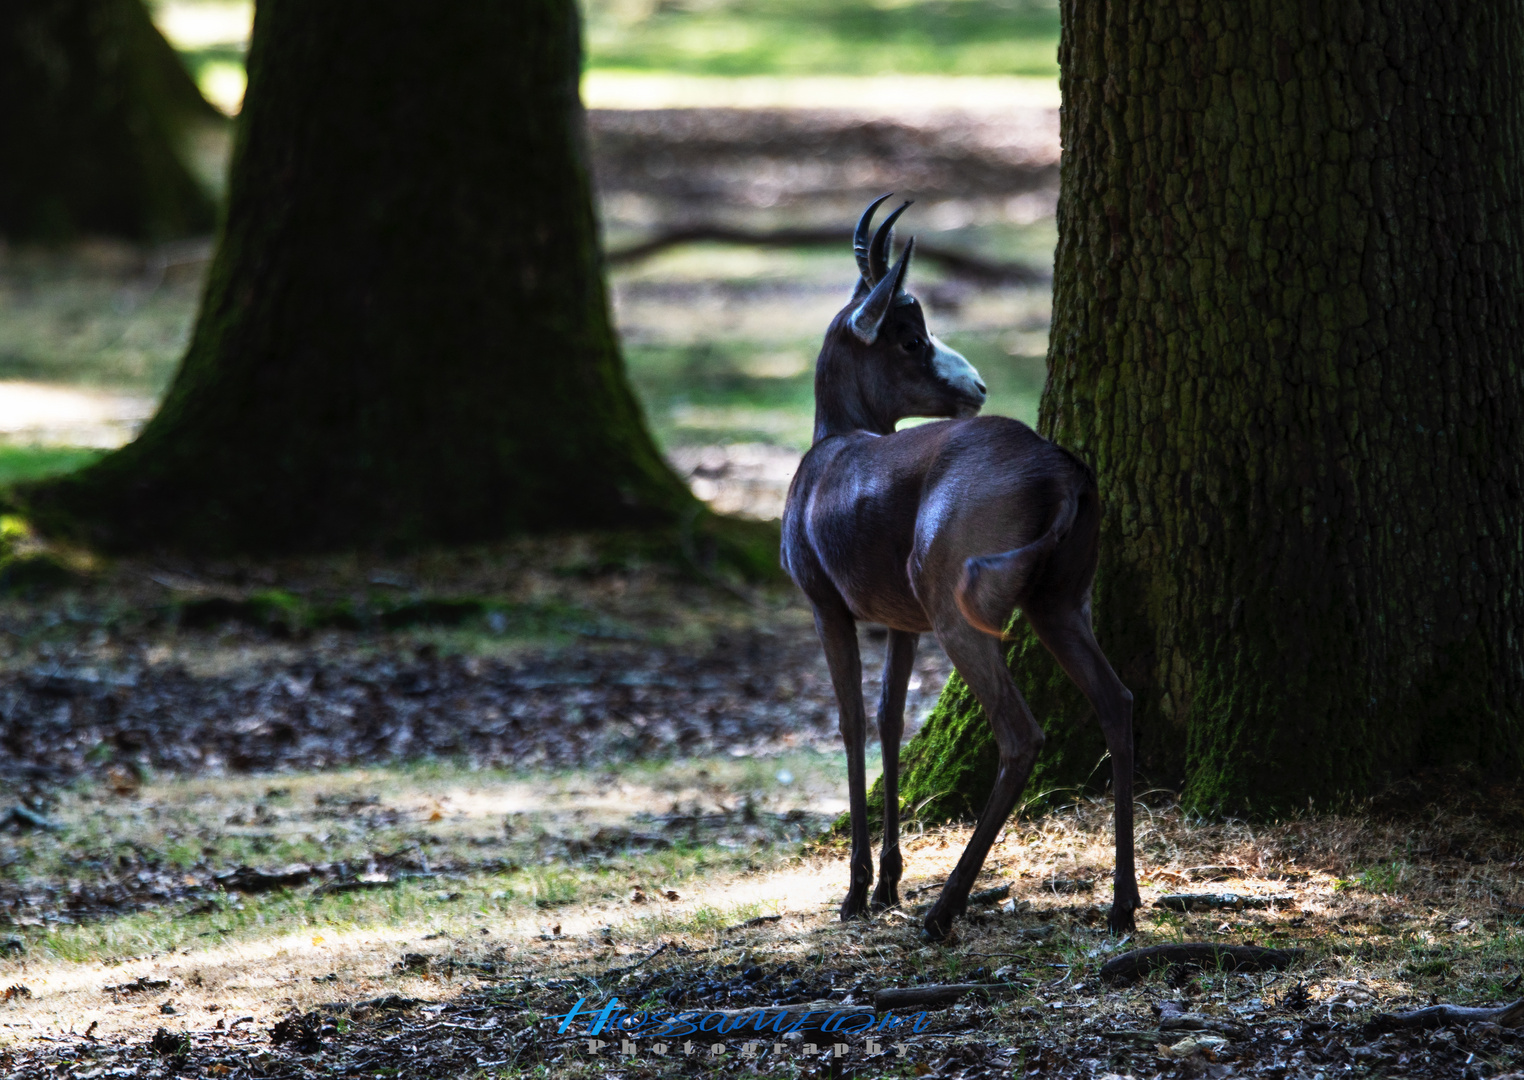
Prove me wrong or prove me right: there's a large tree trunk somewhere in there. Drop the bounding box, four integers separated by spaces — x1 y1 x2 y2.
29 0 696 551
897 0 1524 818
0 0 219 240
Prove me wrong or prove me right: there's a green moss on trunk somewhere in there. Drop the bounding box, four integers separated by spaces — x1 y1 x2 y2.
870 613 1103 829
0 0 219 240
896 0 1524 821
26 0 697 552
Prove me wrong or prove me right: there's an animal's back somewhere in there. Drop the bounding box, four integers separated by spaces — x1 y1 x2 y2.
783 417 1090 630
903 416 1090 600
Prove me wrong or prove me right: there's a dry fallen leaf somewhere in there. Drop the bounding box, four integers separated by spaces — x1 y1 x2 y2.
105 764 140 795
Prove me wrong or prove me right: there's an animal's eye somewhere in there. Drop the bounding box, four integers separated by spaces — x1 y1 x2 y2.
903 337 924 352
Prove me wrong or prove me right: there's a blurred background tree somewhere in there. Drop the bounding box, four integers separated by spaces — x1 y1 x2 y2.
26 0 699 550
0 0 219 241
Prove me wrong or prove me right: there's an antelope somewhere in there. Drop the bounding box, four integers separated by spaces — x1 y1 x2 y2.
781 196 1139 941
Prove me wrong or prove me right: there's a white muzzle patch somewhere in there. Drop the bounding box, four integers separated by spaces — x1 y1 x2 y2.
930 336 986 404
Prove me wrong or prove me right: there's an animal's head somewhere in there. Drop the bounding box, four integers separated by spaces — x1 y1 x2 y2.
817 195 986 434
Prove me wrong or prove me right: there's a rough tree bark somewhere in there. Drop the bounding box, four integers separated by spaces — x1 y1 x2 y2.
896 0 1524 817
0 0 219 240
29 0 697 551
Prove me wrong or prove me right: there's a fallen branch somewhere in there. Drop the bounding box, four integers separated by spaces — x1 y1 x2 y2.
1157 1001 1248 1038
909 883 1010 914
606 226 1050 286
312 876 403 898
4 805 62 832
1366 996 1524 1033
1100 944 1304 983
215 864 323 893
969 883 1012 906
317 995 423 1015
873 982 1023 1011
723 914 783 933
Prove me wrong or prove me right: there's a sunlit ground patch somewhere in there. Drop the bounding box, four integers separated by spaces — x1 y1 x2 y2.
5 764 1523 1060
0 755 853 1040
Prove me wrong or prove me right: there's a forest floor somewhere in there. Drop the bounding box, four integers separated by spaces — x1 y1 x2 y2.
0 550 1521 1080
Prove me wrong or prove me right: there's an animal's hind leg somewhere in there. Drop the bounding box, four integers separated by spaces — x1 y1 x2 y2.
922 619 1045 941
871 630 918 911
1027 603 1139 933
812 600 874 920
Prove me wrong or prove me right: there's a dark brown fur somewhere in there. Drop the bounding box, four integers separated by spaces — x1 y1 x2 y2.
781 209 1139 940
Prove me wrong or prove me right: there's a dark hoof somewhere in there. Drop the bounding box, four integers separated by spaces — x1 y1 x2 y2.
920 907 956 943
869 886 900 912
840 895 870 921
1107 897 1140 935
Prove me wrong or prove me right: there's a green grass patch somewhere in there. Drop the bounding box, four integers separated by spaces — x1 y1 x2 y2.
583 0 1061 77
0 445 106 486
0 757 837 965
169 591 638 641
1356 860 1410 894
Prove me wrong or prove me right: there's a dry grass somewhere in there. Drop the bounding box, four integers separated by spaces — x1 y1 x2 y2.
0 754 851 1041
5 759 1522 1071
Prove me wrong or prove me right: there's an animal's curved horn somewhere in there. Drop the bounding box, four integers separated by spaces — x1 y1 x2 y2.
854 193 893 283
849 236 915 344
868 200 912 283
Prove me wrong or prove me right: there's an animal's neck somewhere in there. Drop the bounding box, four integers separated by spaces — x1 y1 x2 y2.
813 351 894 443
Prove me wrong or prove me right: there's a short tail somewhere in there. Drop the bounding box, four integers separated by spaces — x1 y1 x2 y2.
955 488 1084 638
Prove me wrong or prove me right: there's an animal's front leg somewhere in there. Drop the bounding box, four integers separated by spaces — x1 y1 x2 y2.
871 629 918 911
813 601 872 919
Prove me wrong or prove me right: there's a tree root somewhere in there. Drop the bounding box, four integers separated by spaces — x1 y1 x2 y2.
1366 997 1524 1033
1099 943 1304 983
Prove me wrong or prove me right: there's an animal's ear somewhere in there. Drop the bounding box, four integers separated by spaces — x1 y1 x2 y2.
849 236 915 344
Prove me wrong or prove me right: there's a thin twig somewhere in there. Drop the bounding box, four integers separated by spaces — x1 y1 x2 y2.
604 941 670 978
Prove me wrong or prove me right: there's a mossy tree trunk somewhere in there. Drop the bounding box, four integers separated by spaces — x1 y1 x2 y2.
30 0 696 551
897 0 1524 818
0 0 219 240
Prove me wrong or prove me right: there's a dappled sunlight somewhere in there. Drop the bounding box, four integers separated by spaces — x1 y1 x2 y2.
582 72 1059 112
6 761 1523 1074
0 382 154 448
